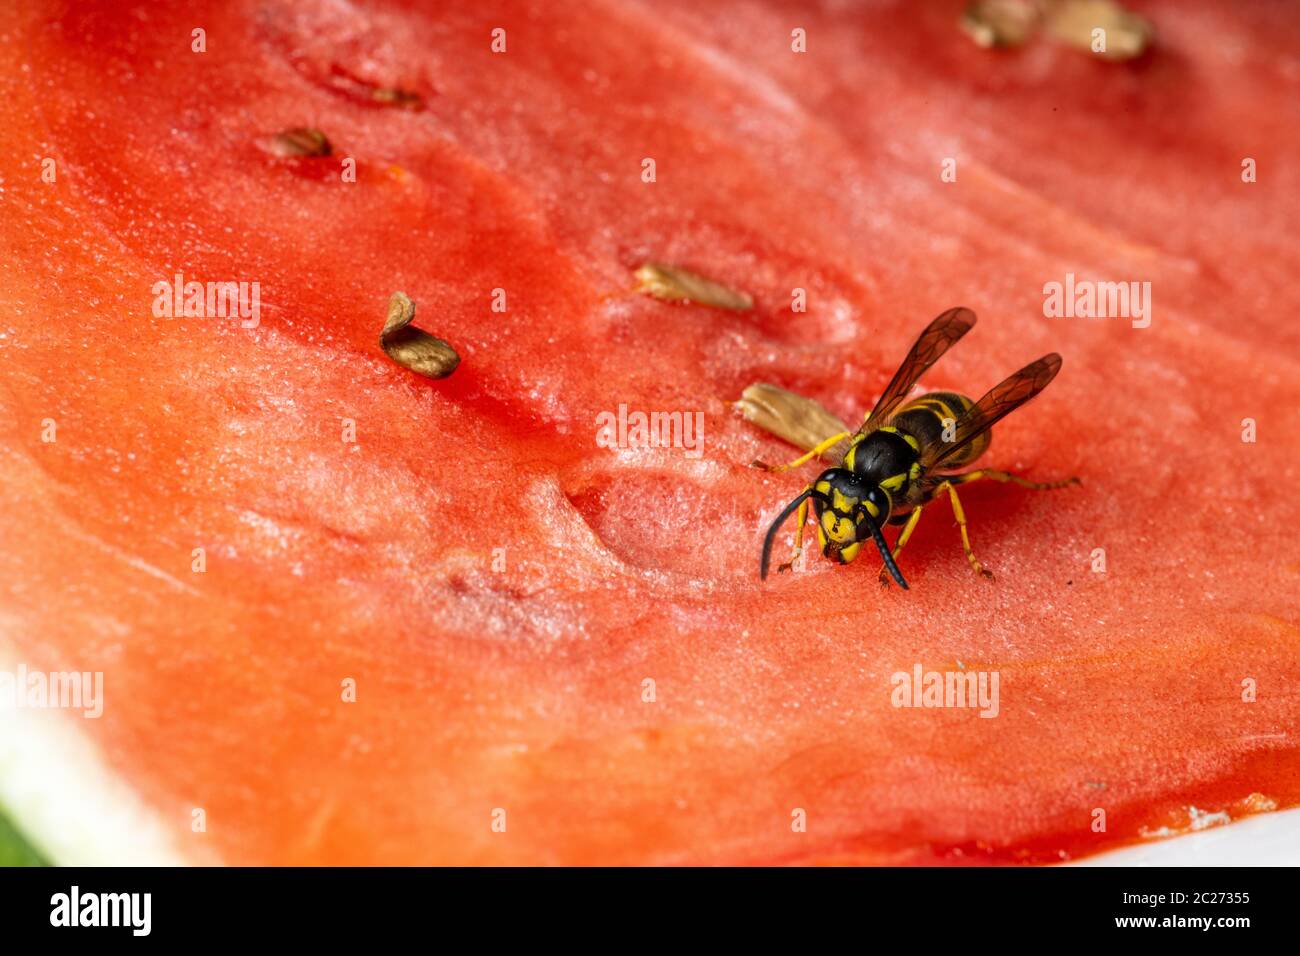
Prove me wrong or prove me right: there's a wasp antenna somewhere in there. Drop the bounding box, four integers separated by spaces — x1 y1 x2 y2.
867 516 909 590
760 490 813 581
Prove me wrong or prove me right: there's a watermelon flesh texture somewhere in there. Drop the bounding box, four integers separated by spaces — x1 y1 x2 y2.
0 0 1299 864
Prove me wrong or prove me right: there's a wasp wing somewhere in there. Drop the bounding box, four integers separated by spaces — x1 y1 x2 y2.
857 307 977 437
924 353 1062 470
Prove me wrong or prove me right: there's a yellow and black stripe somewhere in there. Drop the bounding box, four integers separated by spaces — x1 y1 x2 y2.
889 390 990 469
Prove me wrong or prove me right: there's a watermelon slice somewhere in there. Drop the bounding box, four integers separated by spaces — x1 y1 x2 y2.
1 0 1299 865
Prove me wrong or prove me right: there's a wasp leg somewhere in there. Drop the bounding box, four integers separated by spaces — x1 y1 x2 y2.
777 493 811 574
751 430 852 472
878 506 925 588
930 471 1076 579
945 469 1080 491
933 480 993 580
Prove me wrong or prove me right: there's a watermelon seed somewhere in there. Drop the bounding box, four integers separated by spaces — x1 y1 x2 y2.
326 65 425 111
370 87 423 109
633 262 753 311
380 292 460 379
269 127 333 158
1044 0 1152 61
734 383 851 465
961 0 1151 61
960 0 1041 48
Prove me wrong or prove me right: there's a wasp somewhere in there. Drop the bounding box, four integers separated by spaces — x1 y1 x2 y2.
755 307 1078 588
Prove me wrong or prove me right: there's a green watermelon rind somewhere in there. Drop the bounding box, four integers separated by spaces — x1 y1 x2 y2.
0 808 46 867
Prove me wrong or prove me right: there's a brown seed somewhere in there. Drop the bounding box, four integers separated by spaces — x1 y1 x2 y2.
269 127 333 158
960 0 1043 48
735 383 852 464
634 262 753 311
370 86 424 109
325 68 425 111
1044 0 1152 61
380 292 460 379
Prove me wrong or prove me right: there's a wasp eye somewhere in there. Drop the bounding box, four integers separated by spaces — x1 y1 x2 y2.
866 486 892 520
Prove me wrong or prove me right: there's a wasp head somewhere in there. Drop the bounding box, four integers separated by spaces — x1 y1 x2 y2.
811 469 907 588
759 469 908 588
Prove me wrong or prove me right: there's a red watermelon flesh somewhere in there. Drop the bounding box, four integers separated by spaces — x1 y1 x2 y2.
1 0 1299 865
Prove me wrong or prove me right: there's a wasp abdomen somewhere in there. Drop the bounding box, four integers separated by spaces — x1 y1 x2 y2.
892 391 990 468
